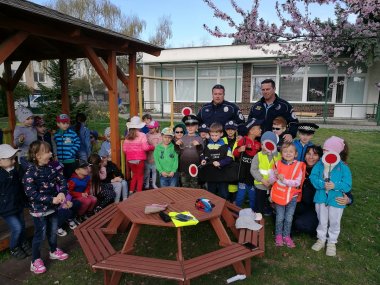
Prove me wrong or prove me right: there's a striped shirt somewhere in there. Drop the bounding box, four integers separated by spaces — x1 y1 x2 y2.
54 129 81 163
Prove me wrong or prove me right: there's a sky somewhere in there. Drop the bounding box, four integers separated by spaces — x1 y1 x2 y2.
30 0 337 48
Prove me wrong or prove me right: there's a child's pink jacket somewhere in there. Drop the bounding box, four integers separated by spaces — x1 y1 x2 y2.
123 131 154 161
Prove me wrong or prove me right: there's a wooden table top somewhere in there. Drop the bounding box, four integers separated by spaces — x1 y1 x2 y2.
117 187 227 227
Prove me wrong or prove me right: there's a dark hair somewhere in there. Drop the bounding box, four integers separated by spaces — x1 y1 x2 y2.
261 79 276 88
75 113 87 135
340 140 349 162
142 114 152 120
126 128 138 140
88 154 101 196
28 141 51 164
304 145 323 161
212 84 225 92
209 122 223 133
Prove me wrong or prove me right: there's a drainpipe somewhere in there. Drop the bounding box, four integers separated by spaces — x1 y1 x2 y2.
234 60 238 104
195 62 199 113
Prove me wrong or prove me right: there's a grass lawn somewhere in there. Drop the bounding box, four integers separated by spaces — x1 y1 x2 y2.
0 117 379 284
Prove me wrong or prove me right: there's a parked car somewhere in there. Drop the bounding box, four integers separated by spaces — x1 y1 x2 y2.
14 94 56 108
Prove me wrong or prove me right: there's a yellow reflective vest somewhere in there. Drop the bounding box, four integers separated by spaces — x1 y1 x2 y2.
255 151 281 185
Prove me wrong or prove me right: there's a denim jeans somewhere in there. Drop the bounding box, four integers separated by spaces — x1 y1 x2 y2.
160 173 178 187
275 196 297 237
207 182 228 199
31 212 58 262
2 210 26 249
235 183 256 209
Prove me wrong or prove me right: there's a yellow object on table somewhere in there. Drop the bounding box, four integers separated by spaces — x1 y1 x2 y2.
168 211 199 227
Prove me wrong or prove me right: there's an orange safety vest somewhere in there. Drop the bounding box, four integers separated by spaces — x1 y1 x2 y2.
270 160 305 206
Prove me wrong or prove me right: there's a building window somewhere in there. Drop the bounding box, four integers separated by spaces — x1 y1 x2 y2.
251 65 276 102
34 71 45 83
307 77 334 102
175 67 195 102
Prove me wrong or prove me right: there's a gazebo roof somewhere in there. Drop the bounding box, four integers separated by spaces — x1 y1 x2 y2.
0 0 163 61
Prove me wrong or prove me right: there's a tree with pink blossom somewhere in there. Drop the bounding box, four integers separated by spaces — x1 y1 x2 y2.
203 0 380 76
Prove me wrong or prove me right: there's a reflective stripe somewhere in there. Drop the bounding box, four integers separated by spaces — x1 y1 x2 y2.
259 169 269 175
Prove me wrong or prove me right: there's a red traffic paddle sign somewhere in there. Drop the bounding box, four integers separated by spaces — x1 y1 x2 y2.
189 164 198 177
181 107 192 117
322 151 340 181
263 140 277 152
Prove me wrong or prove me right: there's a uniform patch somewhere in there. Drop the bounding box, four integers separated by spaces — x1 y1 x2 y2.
255 105 262 110
238 112 244 120
291 112 297 119
64 138 72 144
205 108 210 112
224 106 229 112
275 104 281 110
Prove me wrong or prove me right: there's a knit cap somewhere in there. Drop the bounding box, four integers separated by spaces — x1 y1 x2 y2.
323 136 345 154
260 131 278 145
15 106 33 123
104 127 111 137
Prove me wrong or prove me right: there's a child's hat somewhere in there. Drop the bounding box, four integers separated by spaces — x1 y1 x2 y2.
98 148 109 158
56 113 70 123
34 116 45 127
0 144 20 159
161 127 174 136
73 159 90 169
260 131 278 145
323 136 345 154
148 120 159 129
126 116 145 129
181 115 199 125
245 118 263 130
298 122 319 134
225 120 238 130
198 123 209 133
15 106 33 123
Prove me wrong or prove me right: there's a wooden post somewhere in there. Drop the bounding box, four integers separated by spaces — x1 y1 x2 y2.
60 59 70 114
4 62 15 139
138 76 143 119
128 53 137 117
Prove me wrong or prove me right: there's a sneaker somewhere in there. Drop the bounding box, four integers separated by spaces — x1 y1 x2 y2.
283 236 296 248
30 258 46 274
73 217 82 225
326 243 336 256
68 220 77 230
10 246 27 259
152 184 158 189
311 239 326 251
49 248 69 260
94 206 102 213
21 240 32 256
57 228 67 237
275 235 283 247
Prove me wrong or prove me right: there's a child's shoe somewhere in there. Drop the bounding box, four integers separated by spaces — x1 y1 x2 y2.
73 217 82 225
49 248 69 260
10 246 27 259
311 239 325 251
57 228 67 237
283 236 296 248
326 243 336 256
152 184 158 189
30 258 46 274
68 220 77 230
21 240 32 256
275 235 283 246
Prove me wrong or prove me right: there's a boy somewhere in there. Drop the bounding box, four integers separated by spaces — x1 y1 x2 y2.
34 116 53 150
272 116 288 150
154 127 179 187
175 115 203 188
223 120 239 202
198 123 210 148
233 118 262 209
0 144 31 259
250 131 281 215
140 113 152 134
199 122 233 199
294 122 319 162
54 114 81 179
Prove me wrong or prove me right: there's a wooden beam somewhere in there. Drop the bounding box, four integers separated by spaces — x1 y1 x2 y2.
0 31 28 65
116 66 129 87
60 59 70 114
107 51 121 167
82 45 113 90
4 62 15 137
10 60 30 90
128 53 138 117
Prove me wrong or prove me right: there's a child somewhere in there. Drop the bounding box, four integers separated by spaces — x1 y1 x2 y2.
199 122 233 199
198 123 210 147
74 113 91 161
294 122 319 162
88 154 116 211
23 141 69 274
145 120 162 189
13 106 37 170
34 116 53 151
272 116 288 150
141 113 152 134
99 127 111 157
223 120 239 202
68 159 97 221
310 136 352 256
54 114 81 179
172 123 186 143
122 116 154 194
269 142 305 248
154 127 179 187
250 131 281 215
233 118 262 209
175 115 203 188
99 148 128 202
0 144 31 259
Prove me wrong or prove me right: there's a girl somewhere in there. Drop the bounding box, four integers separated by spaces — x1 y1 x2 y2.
145 120 162 189
310 136 352 256
74 113 91 161
269 142 305 248
88 154 116 211
23 141 69 274
123 116 154 194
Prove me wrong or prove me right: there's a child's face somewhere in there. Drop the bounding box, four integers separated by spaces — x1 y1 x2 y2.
100 156 109 166
144 118 152 125
36 125 46 135
0 155 17 169
248 125 262 138
57 122 70 131
162 135 172 145
36 146 52 166
75 166 90 178
199 132 209 139
148 127 157 134
209 131 222 142
174 127 184 139
23 116 34 127
186 124 198 135
299 132 313 144
272 124 286 136
281 145 297 162
226 129 236 138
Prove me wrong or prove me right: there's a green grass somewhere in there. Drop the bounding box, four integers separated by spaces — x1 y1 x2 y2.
0 120 379 284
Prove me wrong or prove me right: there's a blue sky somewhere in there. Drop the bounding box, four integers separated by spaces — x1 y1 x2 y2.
30 0 337 47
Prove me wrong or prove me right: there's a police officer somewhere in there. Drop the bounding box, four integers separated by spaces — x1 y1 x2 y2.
248 79 298 141
197 84 245 131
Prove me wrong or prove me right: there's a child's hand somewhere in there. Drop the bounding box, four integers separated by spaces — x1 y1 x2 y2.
283 134 293 142
192 140 200 146
52 197 61 204
277 174 285 181
262 179 270 187
201 160 207 165
161 172 168 177
213 161 220 167
176 139 183 146
57 193 65 201
82 192 88 197
19 134 25 143
169 172 174 177
324 181 335 191
239 145 246 152
336 193 350 205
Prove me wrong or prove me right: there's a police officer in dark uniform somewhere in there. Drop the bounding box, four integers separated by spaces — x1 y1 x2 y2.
197 84 245 131
248 79 299 141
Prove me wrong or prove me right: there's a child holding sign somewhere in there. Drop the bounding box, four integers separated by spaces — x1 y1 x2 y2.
310 136 352 256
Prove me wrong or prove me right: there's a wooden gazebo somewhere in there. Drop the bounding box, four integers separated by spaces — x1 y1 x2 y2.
0 0 163 166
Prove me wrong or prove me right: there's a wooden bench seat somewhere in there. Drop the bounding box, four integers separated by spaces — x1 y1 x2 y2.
294 111 318 117
93 254 185 283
